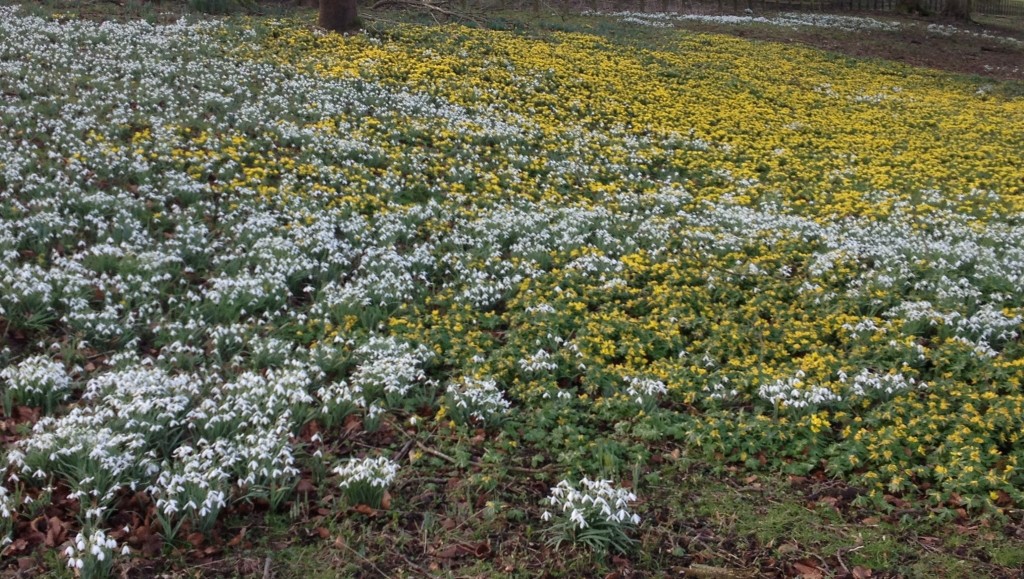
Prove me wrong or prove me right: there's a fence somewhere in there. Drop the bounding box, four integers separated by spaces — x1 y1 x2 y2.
974 0 1024 17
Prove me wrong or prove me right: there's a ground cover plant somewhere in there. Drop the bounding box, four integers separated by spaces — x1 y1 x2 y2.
1 3 1024 576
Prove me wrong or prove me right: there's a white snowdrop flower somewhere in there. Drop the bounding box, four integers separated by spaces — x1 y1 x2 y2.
333 456 400 489
518 349 558 373
847 369 924 398
624 376 667 406
758 373 841 410
349 336 433 399
542 478 640 530
63 528 124 572
1 355 74 410
445 377 511 424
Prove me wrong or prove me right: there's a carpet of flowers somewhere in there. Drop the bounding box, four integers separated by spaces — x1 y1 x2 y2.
1 5 1024 565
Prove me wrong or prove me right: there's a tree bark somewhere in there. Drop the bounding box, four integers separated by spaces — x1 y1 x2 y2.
897 0 925 14
941 0 971 19
319 0 360 33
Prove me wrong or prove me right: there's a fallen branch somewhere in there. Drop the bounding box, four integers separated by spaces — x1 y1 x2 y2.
367 0 485 26
683 564 748 578
413 439 556 475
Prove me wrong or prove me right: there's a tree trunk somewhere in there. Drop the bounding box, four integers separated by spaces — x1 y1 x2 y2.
941 0 971 19
319 0 359 33
897 0 924 14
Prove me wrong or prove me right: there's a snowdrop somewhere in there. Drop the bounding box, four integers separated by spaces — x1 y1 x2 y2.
623 376 668 406
542 478 640 553
333 456 399 508
63 528 122 579
1 355 75 413
445 376 512 426
758 371 842 410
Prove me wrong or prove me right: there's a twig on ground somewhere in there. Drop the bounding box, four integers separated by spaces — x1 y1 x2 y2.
367 0 484 26
415 439 458 463
413 439 555 474
835 545 864 575
337 538 391 578
392 549 434 577
395 476 451 489
393 438 416 463
384 418 556 474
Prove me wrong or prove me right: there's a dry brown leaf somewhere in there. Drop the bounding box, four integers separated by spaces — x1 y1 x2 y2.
884 495 909 508
682 564 741 578
474 541 492 559
16 406 40 424
6 538 28 555
299 420 321 441
295 478 316 495
16 557 36 572
792 560 823 579
353 504 376 516
818 496 839 508
434 545 463 559
226 527 247 548
142 536 163 557
852 566 873 578
343 415 362 435
44 516 65 548
777 542 799 555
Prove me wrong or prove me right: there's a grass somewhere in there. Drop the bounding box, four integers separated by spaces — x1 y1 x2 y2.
260 460 1022 577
